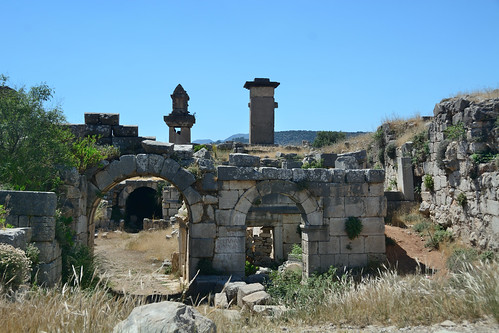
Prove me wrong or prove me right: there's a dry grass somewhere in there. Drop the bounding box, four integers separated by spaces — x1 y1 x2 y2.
123 228 178 262
327 132 374 154
379 113 430 147
445 88 499 103
204 262 499 331
0 280 140 333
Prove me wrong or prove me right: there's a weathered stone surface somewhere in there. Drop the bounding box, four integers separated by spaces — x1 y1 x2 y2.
237 283 265 307
35 239 62 263
345 170 366 183
173 144 194 161
161 158 181 180
30 216 56 242
112 137 147 155
193 147 211 159
0 191 57 217
198 158 215 172
171 168 196 191
253 305 287 317
225 281 247 302
281 160 302 169
190 238 214 258
85 124 112 138
37 256 62 286
215 237 245 253
260 167 293 180
365 169 385 183
202 173 218 191
113 125 138 137
113 301 216 333
0 228 31 250
335 155 358 169
214 292 229 308
142 140 174 155
190 223 216 239
314 153 337 168
217 166 264 181
85 113 119 126
242 290 270 310
229 153 260 167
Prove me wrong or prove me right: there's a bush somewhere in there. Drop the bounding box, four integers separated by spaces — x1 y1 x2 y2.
456 192 467 207
302 159 324 169
386 143 396 159
411 130 430 165
425 228 452 249
423 174 434 192
413 221 431 235
345 217 363 240
0 243 31 290
71 135 120 173
444 122 466 141
312 131 346 148
245 260 258 276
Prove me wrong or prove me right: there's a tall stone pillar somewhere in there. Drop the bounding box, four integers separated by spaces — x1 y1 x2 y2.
244 78 280 145
164 84 196 144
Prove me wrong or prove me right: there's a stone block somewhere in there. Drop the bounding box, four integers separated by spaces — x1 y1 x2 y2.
94 170 113 191
0 228 31 250
221 180 256 190
486 199 499 216
237 283 265 308
198 158 215 172
84 113 119 125
314 153 337 168
229 153 260 167
260 158 280 167
112 137 146 155
112 125 138 137
217 166 263 181
35 240 62 263
320 254 335 269
348 254 368 267
173 144 194 161
30 216 55 242
225 281 247 302
148 154 165 174
218 226 245 238
212 253 245 275
190 238 214 258
215 210 231 226
182 186 202 205
231 212 247 226
214 292 229 308
344 197 365 217
345 170 366 183
365 235 386 253
331 169 346 183
0 191 57 217
304 169 333 183
318 237 340 254
302 227 328 242
219 190 239 209
136 154 149 174
242 291 270 310
171 168 196 191
85 124 112 137
334 254 349 267
37 255 62 286
141 140 174 156
335 155 358 169
340 236 365 254
190 223 216 239
368 183 384 196
215 237 245 253
160 158 181 180
260 167 293 180
364 197 385 217
349 183 368 196
292 168 307 182
365 169 385 183
281 160 302 169
117 155 137 177
202 173 218 191
360 217 385 235
324 197 345 218
190 203 204 223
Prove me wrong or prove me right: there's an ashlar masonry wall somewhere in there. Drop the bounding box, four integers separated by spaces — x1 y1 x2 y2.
190 164 387 277
0 190 61 286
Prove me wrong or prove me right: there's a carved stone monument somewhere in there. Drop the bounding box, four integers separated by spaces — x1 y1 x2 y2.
164 84 196 144
244 78 280 145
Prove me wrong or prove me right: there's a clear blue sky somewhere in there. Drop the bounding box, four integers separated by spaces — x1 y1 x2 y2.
2 1 498 142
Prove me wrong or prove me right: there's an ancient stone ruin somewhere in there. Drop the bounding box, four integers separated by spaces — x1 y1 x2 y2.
164 84 196 144
244 78 280 145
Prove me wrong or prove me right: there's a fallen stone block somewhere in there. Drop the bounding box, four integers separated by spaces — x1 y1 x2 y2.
237 283 264 308
242 290 271 310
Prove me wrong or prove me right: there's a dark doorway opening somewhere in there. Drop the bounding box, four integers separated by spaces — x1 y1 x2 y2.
124 187 162 232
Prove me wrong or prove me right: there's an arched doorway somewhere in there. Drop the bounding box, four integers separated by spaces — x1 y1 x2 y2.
124 186 162 232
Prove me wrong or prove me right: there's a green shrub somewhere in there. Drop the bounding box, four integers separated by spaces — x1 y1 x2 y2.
245 260 258 276
423 174 434 192
447 248 479 272
471 152 497 164
425 228 452 249
193 144 207 153
312 131 346 148
345 217 363 240
411 130 430 165
456 192 467 207
413 221 431 235
71 135 120 173
302 159 324 169
444 122 466 141
386 143 396 159
0 243 31 290
0 204 8 229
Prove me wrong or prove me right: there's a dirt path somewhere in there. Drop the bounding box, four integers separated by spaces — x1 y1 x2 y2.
385 224 447 274
94 231 183 296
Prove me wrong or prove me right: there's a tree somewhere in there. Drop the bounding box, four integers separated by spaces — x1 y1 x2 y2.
312 131 346 148
0 75 74 191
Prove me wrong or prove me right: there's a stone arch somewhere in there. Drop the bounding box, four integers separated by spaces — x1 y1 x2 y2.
230 180 323 227
86 153 203 281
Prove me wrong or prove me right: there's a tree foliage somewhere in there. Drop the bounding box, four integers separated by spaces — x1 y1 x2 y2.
0 76 75 191
312 131 346 148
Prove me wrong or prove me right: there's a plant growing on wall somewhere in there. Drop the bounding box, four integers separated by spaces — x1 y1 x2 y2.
386 143 397 159
344 216 363 240
423 174 434 192
456 192 467 207
444 122 466 141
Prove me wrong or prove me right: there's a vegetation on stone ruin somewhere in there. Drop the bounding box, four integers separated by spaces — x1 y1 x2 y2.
71 135 120 173
312 131 346 148
444 122 466 141
0 244 32 290
344 216 363 240
423 174 434 191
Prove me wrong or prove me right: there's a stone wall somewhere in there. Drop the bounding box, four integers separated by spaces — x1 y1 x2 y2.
0 190 61 286
420 97 499 250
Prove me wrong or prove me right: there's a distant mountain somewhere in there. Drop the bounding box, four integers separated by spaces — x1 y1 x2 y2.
193 130 369 146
